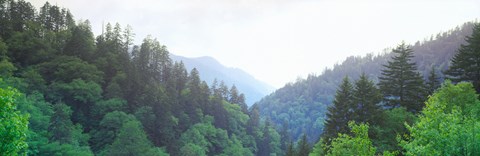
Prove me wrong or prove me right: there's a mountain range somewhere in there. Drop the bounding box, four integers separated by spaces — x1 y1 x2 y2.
170 54 275 106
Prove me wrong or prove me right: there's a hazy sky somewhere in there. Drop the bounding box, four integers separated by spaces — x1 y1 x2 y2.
31 0 479 88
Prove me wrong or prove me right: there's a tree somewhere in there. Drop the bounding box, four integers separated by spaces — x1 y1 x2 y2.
296 134 311 156
401 81 480 155
100 120 169 156
375 107 416 153
90 111 136 152
379 42 426 113
219 135 253 156
0 85 29 155
445 23 480 93
64 20 95 61
326 122 376 156
352 73 383 126
323 76 354 142
179 115 229 156
309 139 326 156
426 66 441 95
285 141 295 156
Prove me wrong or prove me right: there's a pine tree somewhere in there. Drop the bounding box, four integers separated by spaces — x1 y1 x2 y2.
378 42 426 113
285 141 295 156
426 67 441 95
296 134 311 156
323 76 354 141
352 73 383 126
445 23 480 93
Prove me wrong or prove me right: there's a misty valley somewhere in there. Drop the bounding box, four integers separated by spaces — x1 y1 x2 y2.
1 0 480 156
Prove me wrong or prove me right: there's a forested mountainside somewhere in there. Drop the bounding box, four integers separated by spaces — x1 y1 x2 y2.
0 1 283 155
3 0 480 156
170 54 274 106
256 21 476 143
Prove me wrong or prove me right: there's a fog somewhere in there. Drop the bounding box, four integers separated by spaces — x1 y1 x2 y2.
31 0 480 88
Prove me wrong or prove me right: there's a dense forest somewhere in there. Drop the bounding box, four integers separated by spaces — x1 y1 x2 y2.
2 0 480 156
256 21 476 143
0 1 284 155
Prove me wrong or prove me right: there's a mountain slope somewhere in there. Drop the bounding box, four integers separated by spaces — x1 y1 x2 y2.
256 21 476 143
170 54 275 106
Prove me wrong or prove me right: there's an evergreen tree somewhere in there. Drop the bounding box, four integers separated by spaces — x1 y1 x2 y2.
352 73 383 126
285 141 295 156
446 23 480 93
426 66 441 95
378 42 426 113
258 120 272 156
323 76 354 142
64 20 95 61
296 134 311 156
229 85 247 113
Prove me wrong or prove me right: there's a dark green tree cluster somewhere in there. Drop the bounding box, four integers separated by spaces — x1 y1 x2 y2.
446 23 480 92
0 1 281 155
322 74 382 144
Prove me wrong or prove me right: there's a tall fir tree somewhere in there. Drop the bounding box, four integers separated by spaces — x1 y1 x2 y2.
426 66 441 95
296 134 311 156
445 23 480 93
352 73 383 126
378 42 426 113
285 141 295 156
323 76 354 142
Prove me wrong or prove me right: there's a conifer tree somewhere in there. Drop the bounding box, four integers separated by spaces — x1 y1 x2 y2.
285 141 295 156
378 42 426 113
296 134 311 156
352 73 383 125
323 76 354 141
426 67 441 95
445 23 480 93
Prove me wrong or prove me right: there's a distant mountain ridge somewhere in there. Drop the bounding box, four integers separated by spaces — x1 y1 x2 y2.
170 54 275 106
256 21 477 143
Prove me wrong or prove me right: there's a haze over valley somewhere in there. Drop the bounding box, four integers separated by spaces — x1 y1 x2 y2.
1 0 480 155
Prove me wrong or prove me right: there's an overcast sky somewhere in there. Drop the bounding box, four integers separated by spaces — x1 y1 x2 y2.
31 0 479 88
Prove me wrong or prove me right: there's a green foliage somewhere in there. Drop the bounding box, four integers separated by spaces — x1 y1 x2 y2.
257 22 476 145
219 135 253 156
100 120 168 156
352 73 383 126
326 122 376 156
64 20 95 61
401 81 480 155
426 67 441 95
446 23 480 92
323 76 354 142
379 42 426 113
0 84 29 155
48 103 89 145
90 111 136 152
309 139 325 156
374 107 416 153
179 116 229 155
36 56 104 84
296 134 312 156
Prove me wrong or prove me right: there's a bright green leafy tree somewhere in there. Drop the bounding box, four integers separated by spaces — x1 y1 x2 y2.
326 122 376 156
401 81 480 155
0 84 29 155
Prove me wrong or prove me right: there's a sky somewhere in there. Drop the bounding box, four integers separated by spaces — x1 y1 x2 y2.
31 0 480 88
